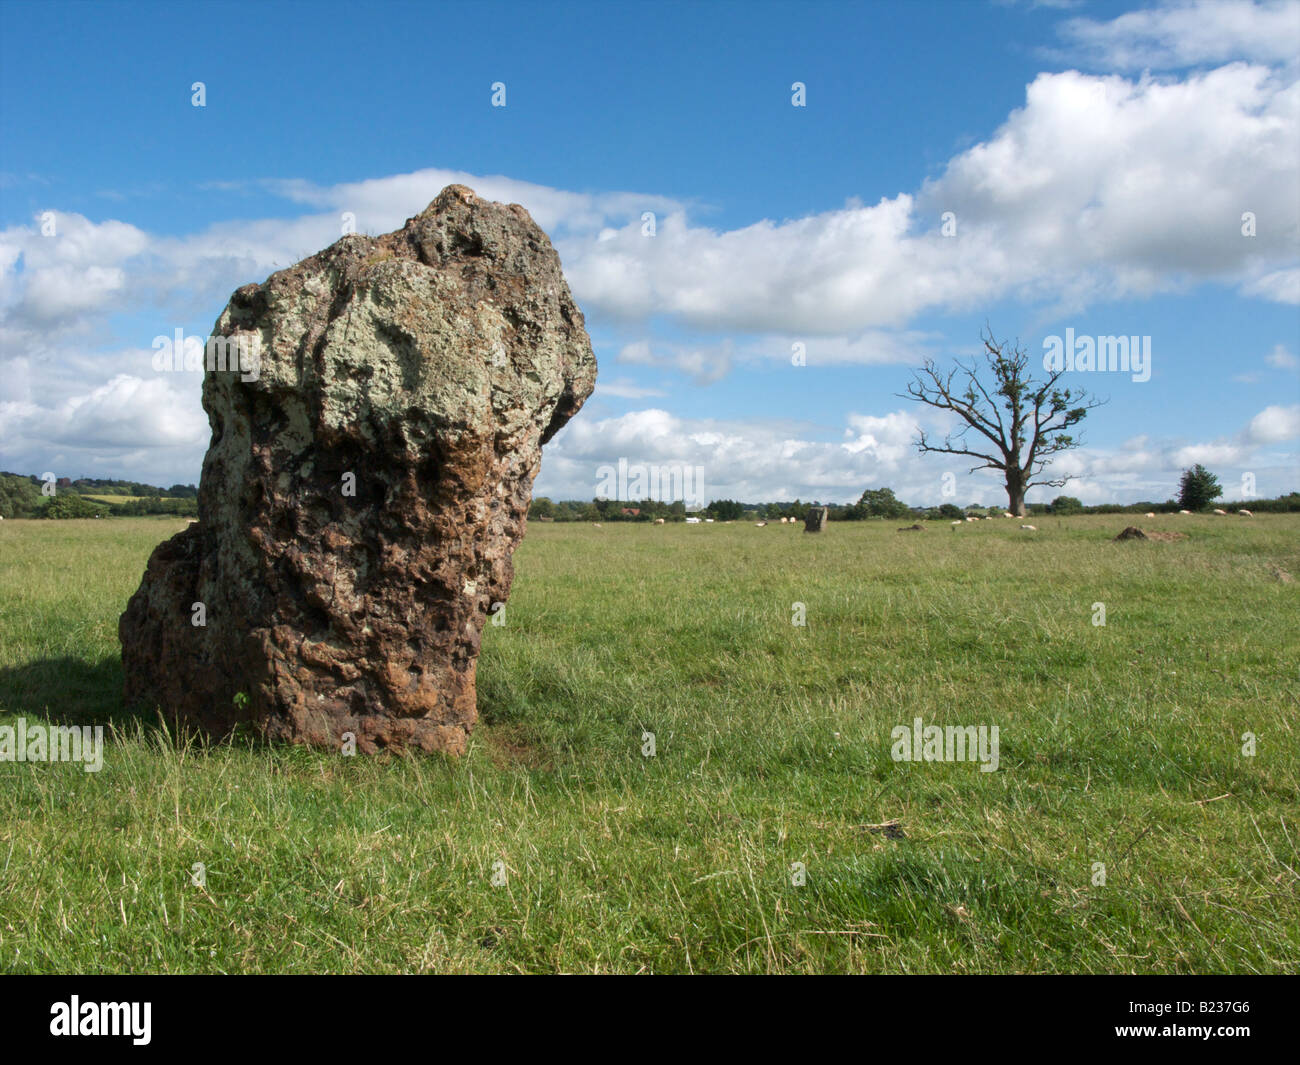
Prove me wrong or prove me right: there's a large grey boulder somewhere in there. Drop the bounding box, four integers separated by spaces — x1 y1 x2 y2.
120 185 596 753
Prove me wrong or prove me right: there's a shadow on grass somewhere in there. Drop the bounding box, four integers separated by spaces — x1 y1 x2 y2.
0 657 466 760
0 655 156 730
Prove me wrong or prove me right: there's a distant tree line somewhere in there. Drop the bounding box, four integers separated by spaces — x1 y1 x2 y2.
528 497 691 523
58 477 198 498
5 466 1293 523
528 479 1300 525
0 473 199 519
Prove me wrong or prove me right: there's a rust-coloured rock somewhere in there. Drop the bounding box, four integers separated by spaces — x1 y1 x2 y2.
119 185 596 753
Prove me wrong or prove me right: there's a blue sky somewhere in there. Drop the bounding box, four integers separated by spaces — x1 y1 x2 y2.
2 0 1297 507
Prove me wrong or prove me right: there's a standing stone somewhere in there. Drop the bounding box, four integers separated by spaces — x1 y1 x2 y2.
119 185 596 754
804 506 829 533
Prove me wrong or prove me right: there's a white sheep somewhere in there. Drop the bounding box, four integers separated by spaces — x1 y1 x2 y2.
1213 509 1227 515
1179 509 1191 515
1145 512 1155 518
1020 524 1037 531
1238 509 1253 517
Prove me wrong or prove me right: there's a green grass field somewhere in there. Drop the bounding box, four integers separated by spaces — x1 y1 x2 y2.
1 514 1296 973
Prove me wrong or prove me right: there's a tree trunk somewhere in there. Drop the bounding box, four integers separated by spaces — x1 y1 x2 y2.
1006 478 1026 517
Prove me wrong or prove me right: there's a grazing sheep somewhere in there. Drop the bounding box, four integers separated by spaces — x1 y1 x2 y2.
1020 524 1037 531
754 521 767 527
1213 509 1227 515
951 521 962 527
1145 512 1155 518
1003 512 1014 518
1238 509 1253 517
654 518 665 524
1179 509 1191 515
593 522 601 528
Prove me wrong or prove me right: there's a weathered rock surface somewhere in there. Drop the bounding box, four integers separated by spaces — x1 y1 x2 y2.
804 506 829 533
120 185 596 753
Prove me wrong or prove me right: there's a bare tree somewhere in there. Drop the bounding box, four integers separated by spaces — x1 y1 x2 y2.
900 329 1105 516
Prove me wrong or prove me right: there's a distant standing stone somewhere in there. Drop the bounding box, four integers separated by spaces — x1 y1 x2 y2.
804 507 829 533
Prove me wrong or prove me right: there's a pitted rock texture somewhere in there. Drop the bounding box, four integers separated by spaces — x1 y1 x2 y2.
119 185 596 753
